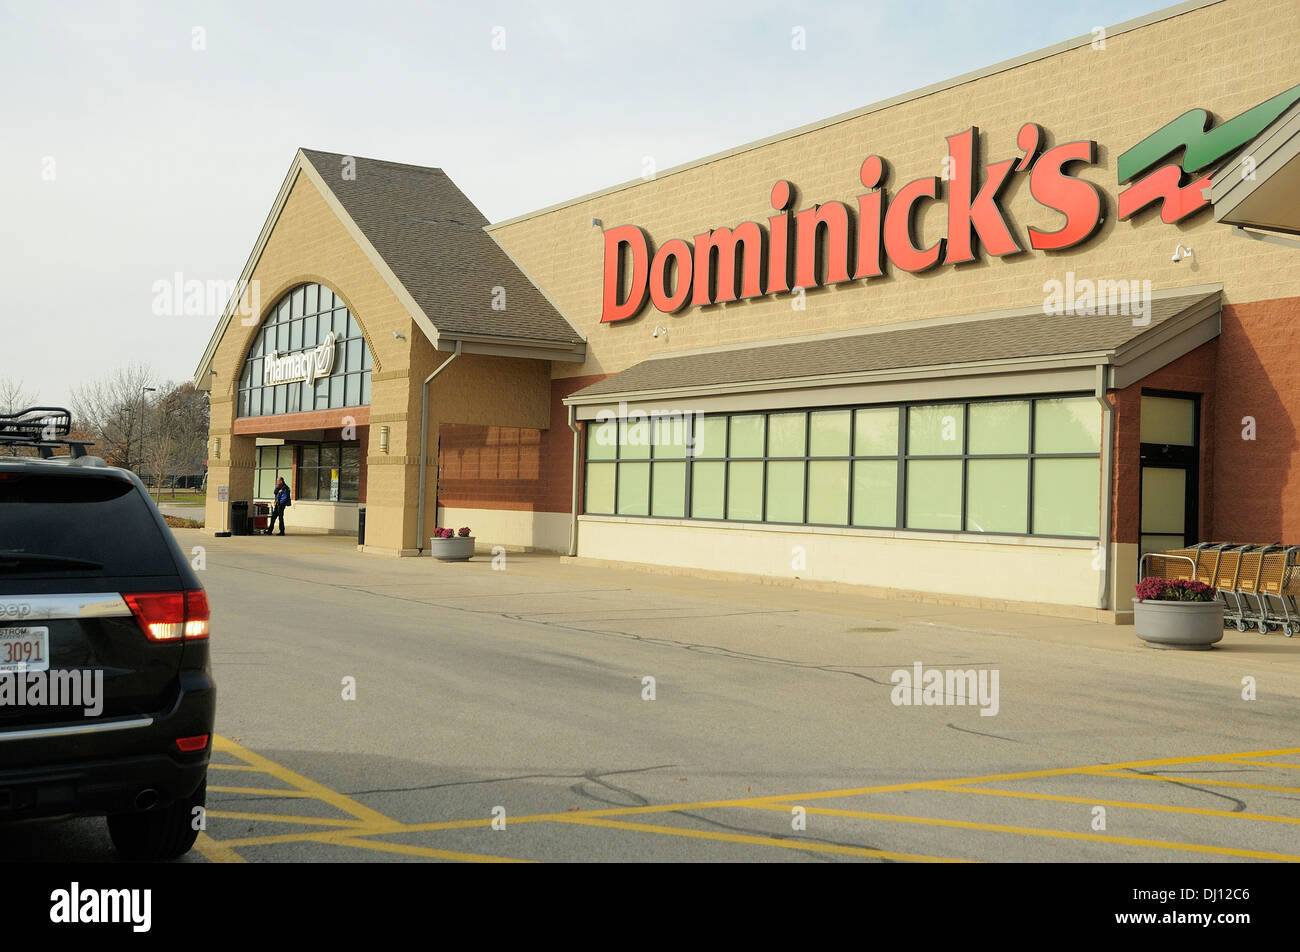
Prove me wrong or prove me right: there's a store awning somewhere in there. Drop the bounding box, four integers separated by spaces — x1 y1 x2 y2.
565 286 1221 419
1210 99 1300 238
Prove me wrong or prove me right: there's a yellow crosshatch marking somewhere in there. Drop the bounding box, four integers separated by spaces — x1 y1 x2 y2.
195 738 1300 863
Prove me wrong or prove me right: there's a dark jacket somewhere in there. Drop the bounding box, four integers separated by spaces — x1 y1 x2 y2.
274 484 291 508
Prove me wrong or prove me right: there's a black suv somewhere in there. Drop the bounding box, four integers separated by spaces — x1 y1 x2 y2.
0 408 215 860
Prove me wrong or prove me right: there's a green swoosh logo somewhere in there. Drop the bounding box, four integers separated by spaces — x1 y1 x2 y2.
1118 82 1300 185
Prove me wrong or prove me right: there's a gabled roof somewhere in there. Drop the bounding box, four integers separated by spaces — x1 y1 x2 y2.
299 150 583 346
1209 98 1300 239
566 287 1222 416
193 150 584 388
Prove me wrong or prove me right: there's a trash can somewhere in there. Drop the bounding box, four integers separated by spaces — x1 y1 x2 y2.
357 506 366 546
231 500 249 536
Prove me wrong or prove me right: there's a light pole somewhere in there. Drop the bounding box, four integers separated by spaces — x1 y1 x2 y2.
140 387 156 492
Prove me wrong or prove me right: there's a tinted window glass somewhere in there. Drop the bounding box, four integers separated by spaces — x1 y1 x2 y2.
0 474 176 577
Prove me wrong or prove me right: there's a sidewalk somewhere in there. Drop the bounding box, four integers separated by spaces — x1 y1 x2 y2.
180 529 1300 680
540 554 1300 675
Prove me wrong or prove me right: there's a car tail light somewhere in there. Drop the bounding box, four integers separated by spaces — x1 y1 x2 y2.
175 734 210 752
123 590 210 641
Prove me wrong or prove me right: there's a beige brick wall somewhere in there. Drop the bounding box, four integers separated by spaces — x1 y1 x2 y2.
206 170 418 549
490 0 1300 380
205 167 554 554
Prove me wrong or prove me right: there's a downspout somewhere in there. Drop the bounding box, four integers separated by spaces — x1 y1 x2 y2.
567 404 580 556
1095 363 1114 613
416 340 461 553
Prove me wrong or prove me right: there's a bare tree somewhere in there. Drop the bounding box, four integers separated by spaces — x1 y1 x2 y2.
0 377 38 414
142 417 174 502
0 377 40 456
147 383 209 498
70 364 157 471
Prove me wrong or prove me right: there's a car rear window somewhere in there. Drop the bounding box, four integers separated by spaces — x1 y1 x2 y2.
0 472 178 578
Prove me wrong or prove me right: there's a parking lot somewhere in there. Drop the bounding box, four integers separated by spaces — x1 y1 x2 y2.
8 528 1300 862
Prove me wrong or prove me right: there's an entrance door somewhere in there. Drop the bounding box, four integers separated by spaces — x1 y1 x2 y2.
1138 393 1199 557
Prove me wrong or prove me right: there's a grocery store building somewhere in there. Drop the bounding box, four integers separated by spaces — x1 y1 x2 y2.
195 0 1300 622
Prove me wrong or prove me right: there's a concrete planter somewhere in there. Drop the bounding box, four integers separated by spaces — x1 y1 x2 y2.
429 536 475 561
1132 598 1224 650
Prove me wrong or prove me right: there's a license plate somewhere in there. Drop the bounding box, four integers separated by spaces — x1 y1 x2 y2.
0 627 49 673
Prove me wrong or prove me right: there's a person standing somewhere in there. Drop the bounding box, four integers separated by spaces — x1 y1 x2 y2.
267 476 291 535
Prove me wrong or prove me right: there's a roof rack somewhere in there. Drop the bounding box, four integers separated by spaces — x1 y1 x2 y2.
0 406 94 459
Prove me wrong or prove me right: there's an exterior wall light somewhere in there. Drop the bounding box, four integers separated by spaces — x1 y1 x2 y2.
379 425 390 454
213 437 221 460
1172 244 1193 263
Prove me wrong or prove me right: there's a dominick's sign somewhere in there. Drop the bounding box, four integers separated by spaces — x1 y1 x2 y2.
601 85 1300 324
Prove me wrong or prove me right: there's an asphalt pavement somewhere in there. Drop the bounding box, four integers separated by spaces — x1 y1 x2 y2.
9 528 1300 862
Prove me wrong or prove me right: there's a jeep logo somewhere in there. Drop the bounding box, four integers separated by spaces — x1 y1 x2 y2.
0 603 32 618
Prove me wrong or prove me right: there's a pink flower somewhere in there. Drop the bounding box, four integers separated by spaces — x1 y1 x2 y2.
458 527 471 537
1135 576 1216 602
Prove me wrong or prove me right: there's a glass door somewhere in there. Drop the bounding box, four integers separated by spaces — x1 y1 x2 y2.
1138 393 1199 557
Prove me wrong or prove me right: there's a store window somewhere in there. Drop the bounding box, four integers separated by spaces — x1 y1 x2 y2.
237 283 372 417
253 442 361 503
253 446 294 500
297 442 361 502
583 395 1101 539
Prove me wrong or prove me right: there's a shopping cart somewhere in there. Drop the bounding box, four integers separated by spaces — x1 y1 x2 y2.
1250 545 1300 637
1143 542 1300 636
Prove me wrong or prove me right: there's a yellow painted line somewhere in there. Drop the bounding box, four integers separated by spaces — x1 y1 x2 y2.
1086 770 1300 795
211 824 418 849
194 832 245 863
551 814 970 863
1221 759 1300 770
213 735 398 826
194 740 1300 860
387 746 1300 833
942 785 1300 826
206 810 374 829
207 763 265 773
327 837 534 863
397 815 554 833
750 803 1300 862
854 747 1300 799
392 801 874 835
208 785 315 798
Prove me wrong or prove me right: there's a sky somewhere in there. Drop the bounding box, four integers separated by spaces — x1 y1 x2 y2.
0 0 1174 408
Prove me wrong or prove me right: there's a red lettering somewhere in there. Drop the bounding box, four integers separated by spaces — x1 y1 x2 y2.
600 225 650 323
794 202 853 289
1027 140 1104 251
692 223 766 305
883 177 945 273
945 127 1020 263
766 180 792 294
649 238 694 313
855 156 886 279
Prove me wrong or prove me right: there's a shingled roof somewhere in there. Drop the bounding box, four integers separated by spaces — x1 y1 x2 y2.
300 149 583 346
567 288 1221 403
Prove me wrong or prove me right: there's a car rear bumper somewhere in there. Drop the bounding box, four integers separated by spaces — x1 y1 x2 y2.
0 672 213 820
